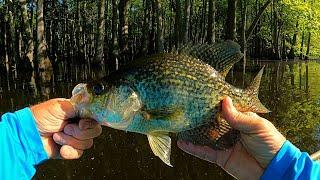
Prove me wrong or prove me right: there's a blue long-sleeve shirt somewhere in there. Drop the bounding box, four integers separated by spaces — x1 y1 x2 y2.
261 140 320 179
0 108 48 179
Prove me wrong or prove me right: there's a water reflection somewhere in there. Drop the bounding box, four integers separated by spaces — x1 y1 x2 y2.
0 61 319 179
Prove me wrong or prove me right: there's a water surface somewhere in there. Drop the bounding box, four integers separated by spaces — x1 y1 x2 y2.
0 60 319 179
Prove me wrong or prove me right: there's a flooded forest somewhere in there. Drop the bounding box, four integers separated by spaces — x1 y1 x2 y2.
0 0 319 75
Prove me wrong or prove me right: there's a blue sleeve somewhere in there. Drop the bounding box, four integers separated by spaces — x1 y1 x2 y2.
261 140 320 180
0 108 49 179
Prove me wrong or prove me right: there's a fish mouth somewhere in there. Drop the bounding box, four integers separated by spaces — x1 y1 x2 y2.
72 83 87 96
71 83 90 104
70 83 92 118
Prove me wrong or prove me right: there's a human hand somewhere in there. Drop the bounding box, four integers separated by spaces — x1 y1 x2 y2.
30 98 102 159
177 97 286 179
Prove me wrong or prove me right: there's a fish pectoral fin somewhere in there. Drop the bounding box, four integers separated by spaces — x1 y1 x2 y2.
142 107 185 122
147 133 173 167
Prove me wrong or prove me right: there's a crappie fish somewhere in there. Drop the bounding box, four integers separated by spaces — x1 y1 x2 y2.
70 41 269 166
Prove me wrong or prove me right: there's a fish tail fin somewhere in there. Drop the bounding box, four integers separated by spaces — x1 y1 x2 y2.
245 66 271 113
177 113 239 150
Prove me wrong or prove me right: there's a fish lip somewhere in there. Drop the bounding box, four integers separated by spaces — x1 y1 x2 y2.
71 83 90 105
70 83 92 118
72 83 87 96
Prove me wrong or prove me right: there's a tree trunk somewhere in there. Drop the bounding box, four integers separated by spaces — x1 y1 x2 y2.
305 32 311 60
173 0 182 48
206 0 215 43
299 31 305 60
111 0 119 70
149 0 156 53
118 0 129 57
271 0 280 59
246 0 272 40
19 0 34 69
141 0 150 55
155 0 164 53
183 0 190 44
288 21 298 59
76 0 82 60
240 0 247 73
95 0 106 65
37 0 52 70
225 0 237 40
7 0 19 65
200 0 207 43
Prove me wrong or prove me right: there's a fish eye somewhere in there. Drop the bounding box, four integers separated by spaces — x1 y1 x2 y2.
93 83 104 95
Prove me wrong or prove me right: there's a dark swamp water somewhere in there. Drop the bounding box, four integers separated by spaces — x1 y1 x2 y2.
0 60 320 179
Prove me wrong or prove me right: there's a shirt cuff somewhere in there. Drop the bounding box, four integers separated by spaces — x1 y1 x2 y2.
261 140 301 179
14 107 49 165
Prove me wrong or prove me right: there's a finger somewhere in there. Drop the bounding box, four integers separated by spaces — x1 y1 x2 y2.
221 97 261 132
64 123 102 140
79 119 100 130
60 145 84 159
48 98 76 119
177 141 217 163
53 132 94 150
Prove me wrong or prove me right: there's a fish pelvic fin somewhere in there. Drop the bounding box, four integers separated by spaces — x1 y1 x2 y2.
177 112 239 150
147 132 172 167
245 66 270 113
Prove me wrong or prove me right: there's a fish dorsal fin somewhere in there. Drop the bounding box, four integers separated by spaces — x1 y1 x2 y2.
147 132 172 167
177 41 243 72
245 66 270 113
219 64 233 79
246 66 265 95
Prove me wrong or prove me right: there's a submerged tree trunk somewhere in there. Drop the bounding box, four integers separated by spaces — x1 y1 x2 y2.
118 0 129 57
240 0 247 73
288 21 299 59
225 0 237 40
183 0 190 44
95 0 106 65
299 31 305 60
271 0 281 60
155 0 164 53
173 0 182 47
246 0 272 40
111 0 119 70
37 0 52 70
7 0 19 65
19 0 35 69
206 0 215 43
141 0 150 55
305 32 311 60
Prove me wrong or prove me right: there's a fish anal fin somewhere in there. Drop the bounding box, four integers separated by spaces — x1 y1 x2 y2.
177 112 239 150
147 133 173 167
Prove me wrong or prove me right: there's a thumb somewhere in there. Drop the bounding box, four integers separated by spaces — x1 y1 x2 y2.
221 97 261 133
